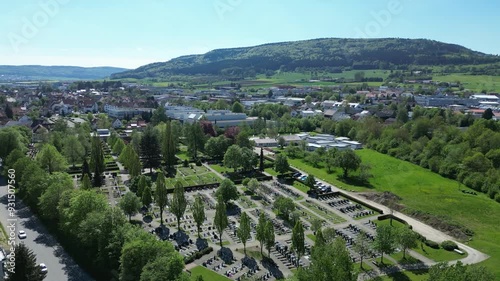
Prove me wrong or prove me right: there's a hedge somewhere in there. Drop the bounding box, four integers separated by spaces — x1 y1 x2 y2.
184 246 213 264
424 240 440 249
441 240 458 251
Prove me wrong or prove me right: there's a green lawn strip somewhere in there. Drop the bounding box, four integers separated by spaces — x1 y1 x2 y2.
389 251 421 265
209 164 227 174
264 168 278 176
306 233 316 242
374 219 407 229
288 149 500 278
292 181 310 193
189 265 231 281
412 243 467 262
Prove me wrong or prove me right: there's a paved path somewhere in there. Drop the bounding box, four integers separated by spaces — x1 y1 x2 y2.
0 177 94 281
284 162 490 266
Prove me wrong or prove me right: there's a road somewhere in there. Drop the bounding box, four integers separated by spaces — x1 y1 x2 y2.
0 177 94 281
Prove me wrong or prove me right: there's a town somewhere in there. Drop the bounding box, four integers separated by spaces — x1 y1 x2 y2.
0 74 498 281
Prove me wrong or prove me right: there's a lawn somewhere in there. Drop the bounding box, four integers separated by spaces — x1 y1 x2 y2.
412 242 467 262
164 165 220 188
286 149 500 278
374 218 407 229
189 265 231 281
306 233 316 242
292 181 310 193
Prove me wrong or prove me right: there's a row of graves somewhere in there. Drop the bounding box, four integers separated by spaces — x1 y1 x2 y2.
272 240 312 269
202 252 279 281
317 193 379 219
272 180 302 199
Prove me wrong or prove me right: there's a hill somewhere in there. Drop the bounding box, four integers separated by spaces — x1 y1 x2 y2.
111 38 500 79
0 65 128 81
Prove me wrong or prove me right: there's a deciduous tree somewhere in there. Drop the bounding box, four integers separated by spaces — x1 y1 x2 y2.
155 172 168 225
335 149 361 178
119 192 142 222
213 196 228 247
373 224 396 264
36 144 67 174
170 181 187 231
274 154 290 175
192 195 206 238
237 212 251 255
141 126 161 173
63 135 85 167
215 179 238 205
291 220 305 267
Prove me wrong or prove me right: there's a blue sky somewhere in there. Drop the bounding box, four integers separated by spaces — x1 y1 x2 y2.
1 0 499 69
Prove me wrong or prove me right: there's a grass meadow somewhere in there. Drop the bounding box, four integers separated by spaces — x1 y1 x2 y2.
286 149 500 278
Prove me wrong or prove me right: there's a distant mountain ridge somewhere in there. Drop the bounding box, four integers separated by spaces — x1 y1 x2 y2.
111 38 500 79
0 65 128 81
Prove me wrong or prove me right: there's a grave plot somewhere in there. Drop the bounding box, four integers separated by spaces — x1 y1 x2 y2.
237 195 257 209
272 239 312 269
300 200 346 224
317 193 379 219
165 165 220 188
271 181 302 199
250 209 292 236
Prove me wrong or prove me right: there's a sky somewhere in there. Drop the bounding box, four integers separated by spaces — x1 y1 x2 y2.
1 0 499 69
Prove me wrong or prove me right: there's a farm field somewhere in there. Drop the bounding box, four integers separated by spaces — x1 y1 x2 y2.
285 149 500 278
432 74 500 92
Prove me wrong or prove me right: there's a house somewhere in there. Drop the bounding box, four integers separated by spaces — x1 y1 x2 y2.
93 129 111 139
112 119 123 129
252 137 278 147
31 124 49 143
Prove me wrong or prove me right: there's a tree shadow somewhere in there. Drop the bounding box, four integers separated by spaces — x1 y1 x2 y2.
196 238 208 251
261 256 284 279
53 247 94 281
336 175 374 189
218 247 234 264
142 215 153 224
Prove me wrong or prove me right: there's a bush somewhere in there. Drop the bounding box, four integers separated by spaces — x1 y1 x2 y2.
441 240 458 251
242 178 250 186
424 240 440 249
495 193 500 203
195 159 202 166
183 159 189 167
184 246 213 264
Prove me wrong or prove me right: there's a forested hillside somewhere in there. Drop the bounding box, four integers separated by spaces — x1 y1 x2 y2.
111 38 500 79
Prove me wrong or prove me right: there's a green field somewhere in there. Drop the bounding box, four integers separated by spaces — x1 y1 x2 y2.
189 266 231 281
286 149 500 278
433 74 500 92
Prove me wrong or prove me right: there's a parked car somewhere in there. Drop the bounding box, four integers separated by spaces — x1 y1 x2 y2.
18 230 27 239
39 263 48 273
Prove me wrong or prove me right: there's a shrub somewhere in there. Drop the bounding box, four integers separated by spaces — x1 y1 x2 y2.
441 240 458 251
242 178 250 186
424 240 440 249
183 159 189 167
495 193 500 203
184 246 213 264
195 159 202 166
